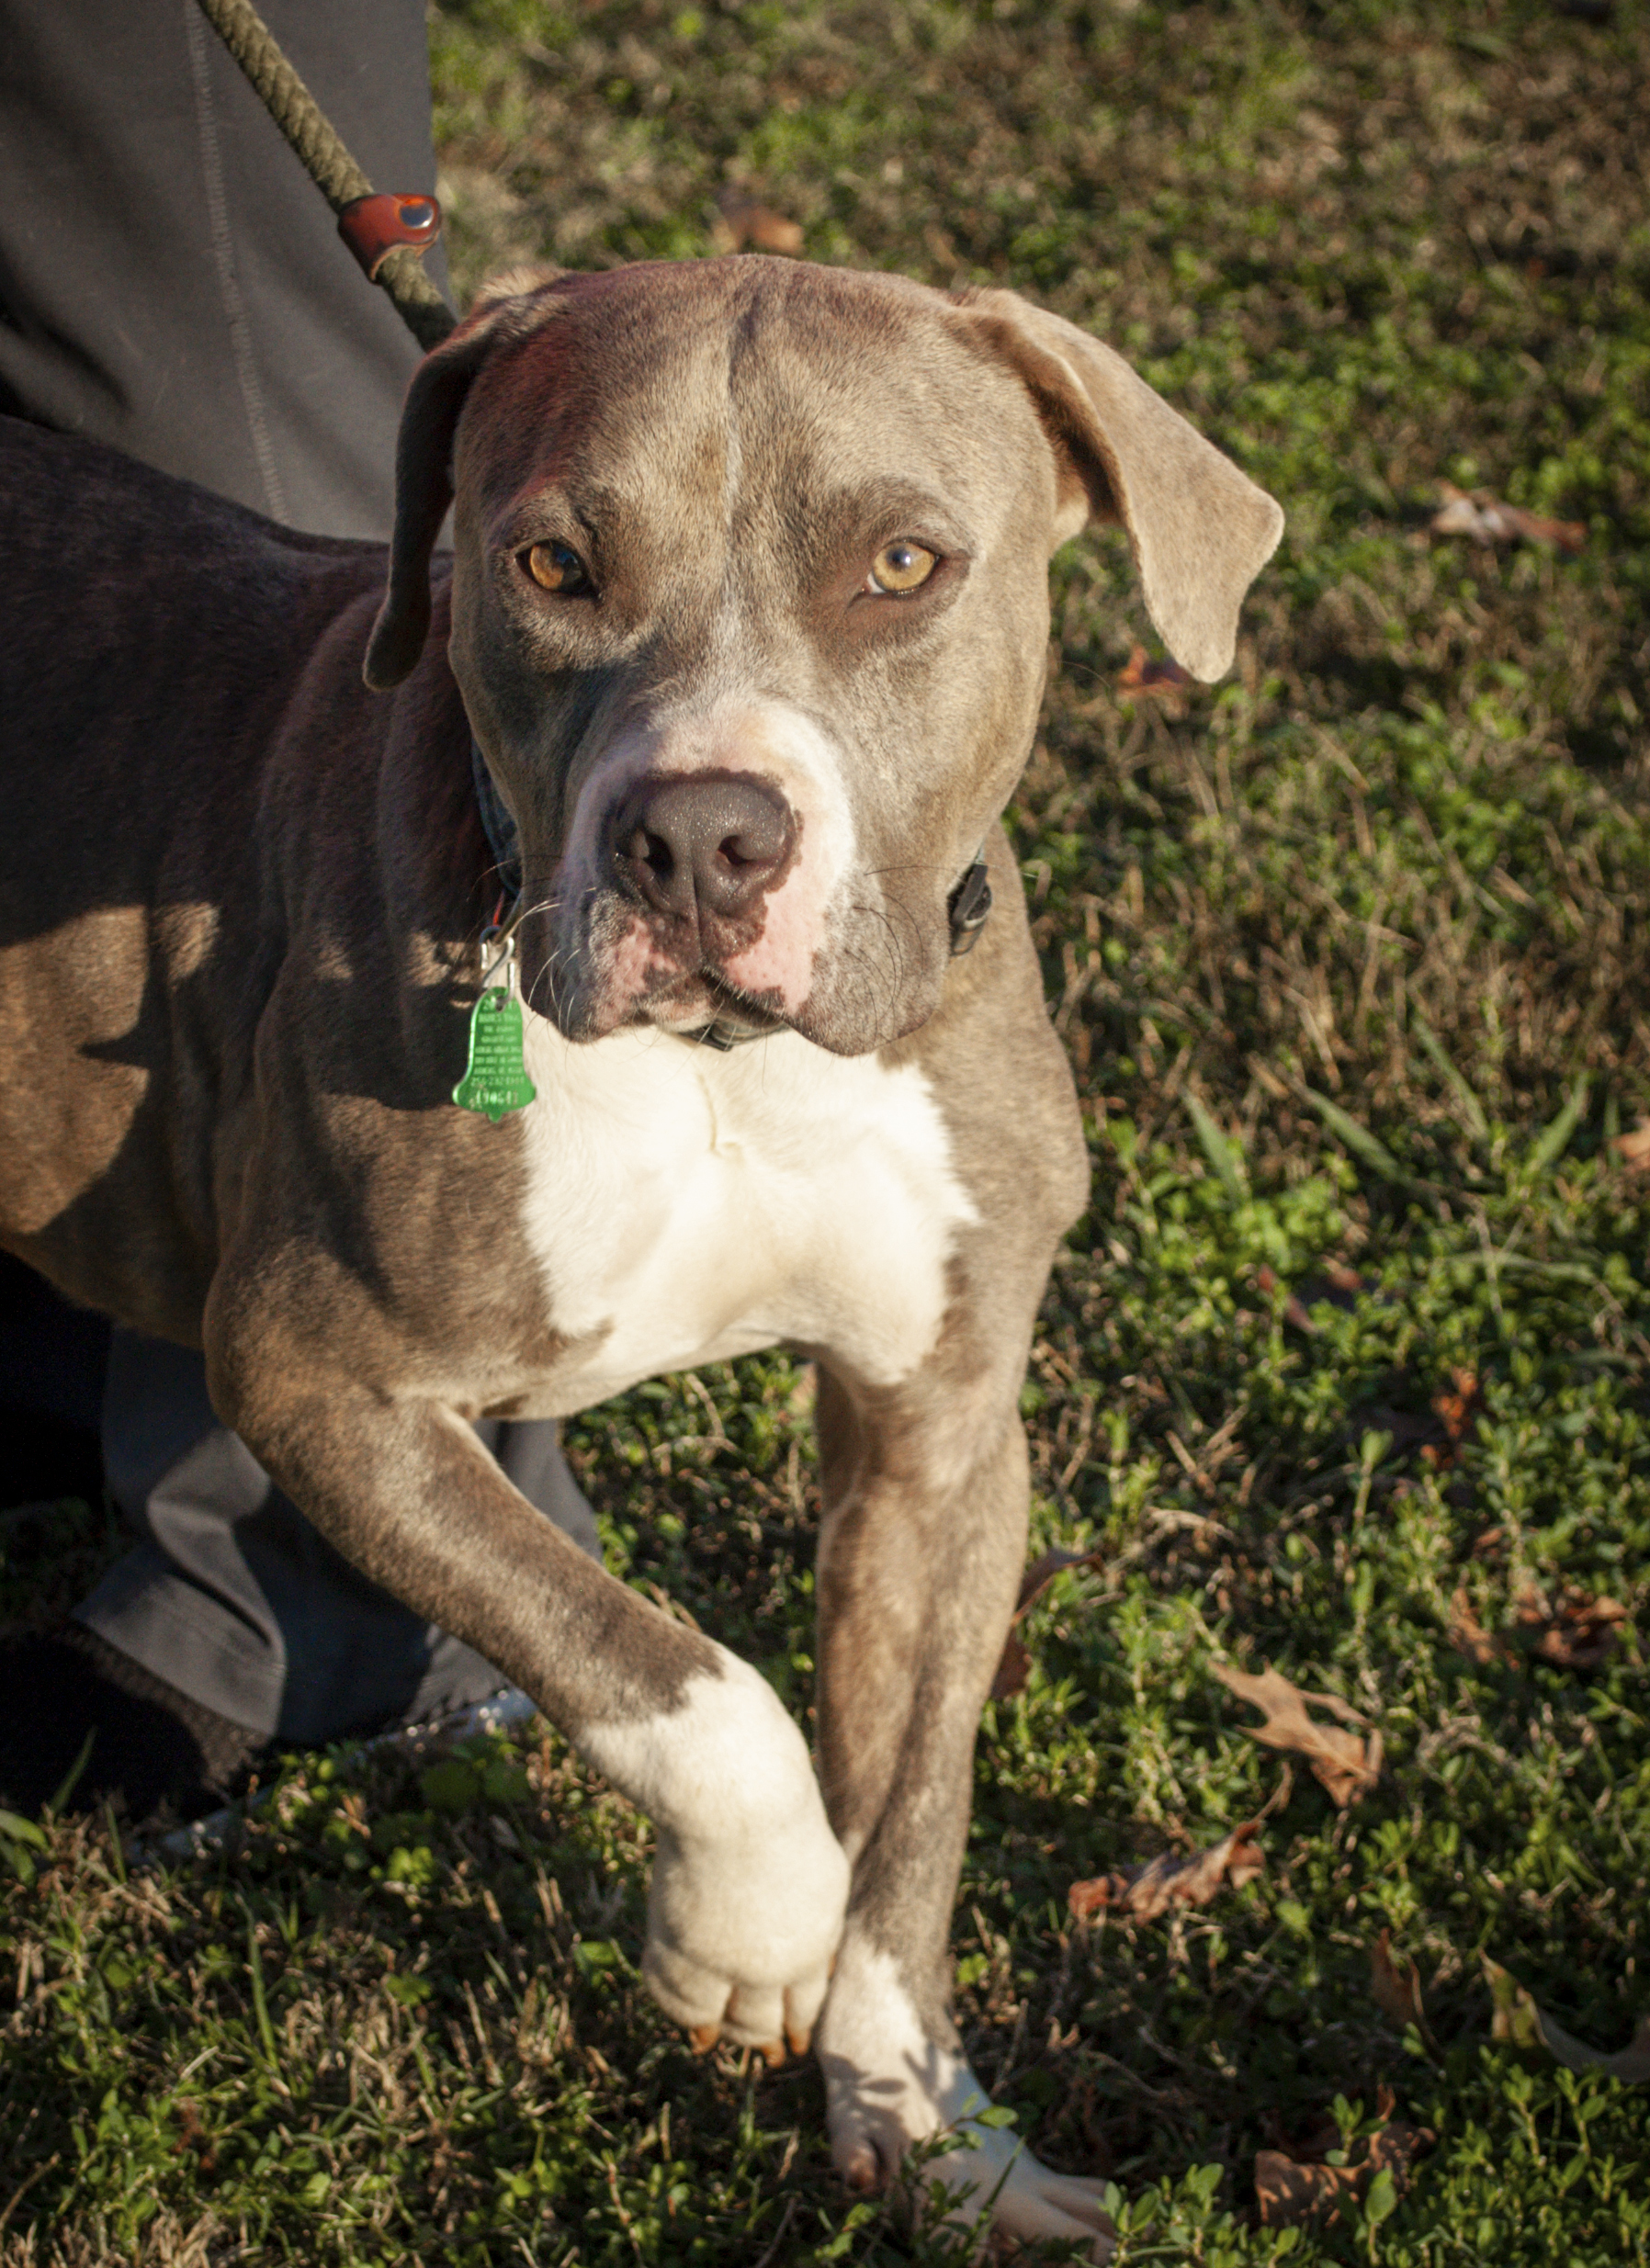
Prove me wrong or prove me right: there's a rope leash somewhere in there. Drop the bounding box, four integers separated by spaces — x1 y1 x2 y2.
192 0 457 350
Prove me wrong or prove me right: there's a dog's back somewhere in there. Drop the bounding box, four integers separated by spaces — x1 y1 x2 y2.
0 417 395 1333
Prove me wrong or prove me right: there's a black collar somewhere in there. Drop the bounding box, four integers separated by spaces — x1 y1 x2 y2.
470 739 991 1048
472 738 524 903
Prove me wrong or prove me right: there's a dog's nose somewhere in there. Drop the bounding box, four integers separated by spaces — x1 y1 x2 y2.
612 773 796 923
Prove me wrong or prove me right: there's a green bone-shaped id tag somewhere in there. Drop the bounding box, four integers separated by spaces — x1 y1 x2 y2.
454 938 537 1123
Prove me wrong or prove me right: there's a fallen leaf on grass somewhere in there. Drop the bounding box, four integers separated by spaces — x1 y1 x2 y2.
1254 1260 1372 1332
1430 482 1586 553
1519 1585 1628 1670
1214 1663 1382 1807
989 1546 1106 1700
989 1629 1034 1702
1613 1118 1650 1168
989 1630 1034 1703
173 2099 217 2177
1486 1961 1650 2080
1447 1587 1503 1667
710 188 804 254
1450 1584 1628 1672
1371 1930 1440 2057
1255 2122 1432 2229
1015 1545 1106 1613
1254 1261 1318 1333
1117 644 1194 700
1420 1366 1481 1469
1068 1817 1267 1922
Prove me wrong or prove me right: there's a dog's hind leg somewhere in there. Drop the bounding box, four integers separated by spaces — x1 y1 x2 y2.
809 1353 1114 2258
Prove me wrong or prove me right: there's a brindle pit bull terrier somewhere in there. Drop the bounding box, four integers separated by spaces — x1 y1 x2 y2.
0 256 1280 2252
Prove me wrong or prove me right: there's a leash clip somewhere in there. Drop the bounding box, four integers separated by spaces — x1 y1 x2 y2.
479 908 519 993
338 192 442 281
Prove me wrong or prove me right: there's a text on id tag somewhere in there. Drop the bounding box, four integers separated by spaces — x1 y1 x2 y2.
454 937 537 1122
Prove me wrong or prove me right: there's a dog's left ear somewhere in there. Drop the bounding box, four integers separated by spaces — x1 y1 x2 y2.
365 269 566 692
953 288 1283 683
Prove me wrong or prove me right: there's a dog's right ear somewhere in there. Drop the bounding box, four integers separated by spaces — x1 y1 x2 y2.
364 269 566 693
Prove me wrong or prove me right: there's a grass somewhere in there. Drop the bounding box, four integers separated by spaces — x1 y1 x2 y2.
5 0 1650 2258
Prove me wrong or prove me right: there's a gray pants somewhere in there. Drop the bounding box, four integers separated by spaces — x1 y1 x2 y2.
0 0 596 1740
82 1338 599 1743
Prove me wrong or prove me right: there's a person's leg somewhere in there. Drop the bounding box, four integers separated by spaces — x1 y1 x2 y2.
85 1337 557 1747
0 0 441 530
0 1252 108 1503
0 1327 602 1818
0 0 596 1813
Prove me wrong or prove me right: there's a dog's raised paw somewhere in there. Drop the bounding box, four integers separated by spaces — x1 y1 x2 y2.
648 1919 840 2054
584 1649 851 2052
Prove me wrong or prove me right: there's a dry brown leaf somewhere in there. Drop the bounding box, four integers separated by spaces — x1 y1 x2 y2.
989 1630 1032 1703
1451 1584 1628 1672
1448 1585 1504 1666
710 188 804 254
1254 2150 1362 2228
1420 1366 1480 1469
1517 1585 1628 1671
1069 1819 1266 1923
174 2098 217 2176
1430 481 1586 553
1254 1261 1317 1334
1214 1662 1381 1807
1434 1364 1480 1442
1255 2123 1432 2229
1016 1545 1106 1613
1371 1930 1439 2057
1486 1961 1650 2081
1117 644 1194 700
1361 2123 1434 2180
1614 1118 1650 1168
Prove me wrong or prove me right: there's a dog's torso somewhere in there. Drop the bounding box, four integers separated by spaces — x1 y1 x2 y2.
0 414 1074 1424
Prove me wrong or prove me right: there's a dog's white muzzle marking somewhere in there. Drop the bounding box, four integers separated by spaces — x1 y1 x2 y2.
555 696 855 1028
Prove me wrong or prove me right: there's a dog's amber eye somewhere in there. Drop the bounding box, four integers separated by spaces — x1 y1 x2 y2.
524 541 589 594
868 540 937 594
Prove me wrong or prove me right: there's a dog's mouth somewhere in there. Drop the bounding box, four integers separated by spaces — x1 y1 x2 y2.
514 893 796 1045
632 968 789 1046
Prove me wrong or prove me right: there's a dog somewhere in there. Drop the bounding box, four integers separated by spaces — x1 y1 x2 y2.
0 255 1281 2251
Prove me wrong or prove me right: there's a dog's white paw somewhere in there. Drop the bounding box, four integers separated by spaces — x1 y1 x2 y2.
581 1651 850 2054
641 1811 846 2052
818 1939 1114 2259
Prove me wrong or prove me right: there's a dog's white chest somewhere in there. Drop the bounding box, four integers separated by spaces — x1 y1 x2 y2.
513 1022 976 1411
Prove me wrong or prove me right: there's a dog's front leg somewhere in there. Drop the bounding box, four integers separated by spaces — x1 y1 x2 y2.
811 1357 1113 2256
213 1350 849 2055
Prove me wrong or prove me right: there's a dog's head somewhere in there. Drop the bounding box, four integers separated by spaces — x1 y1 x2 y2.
367 259 1281 1054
